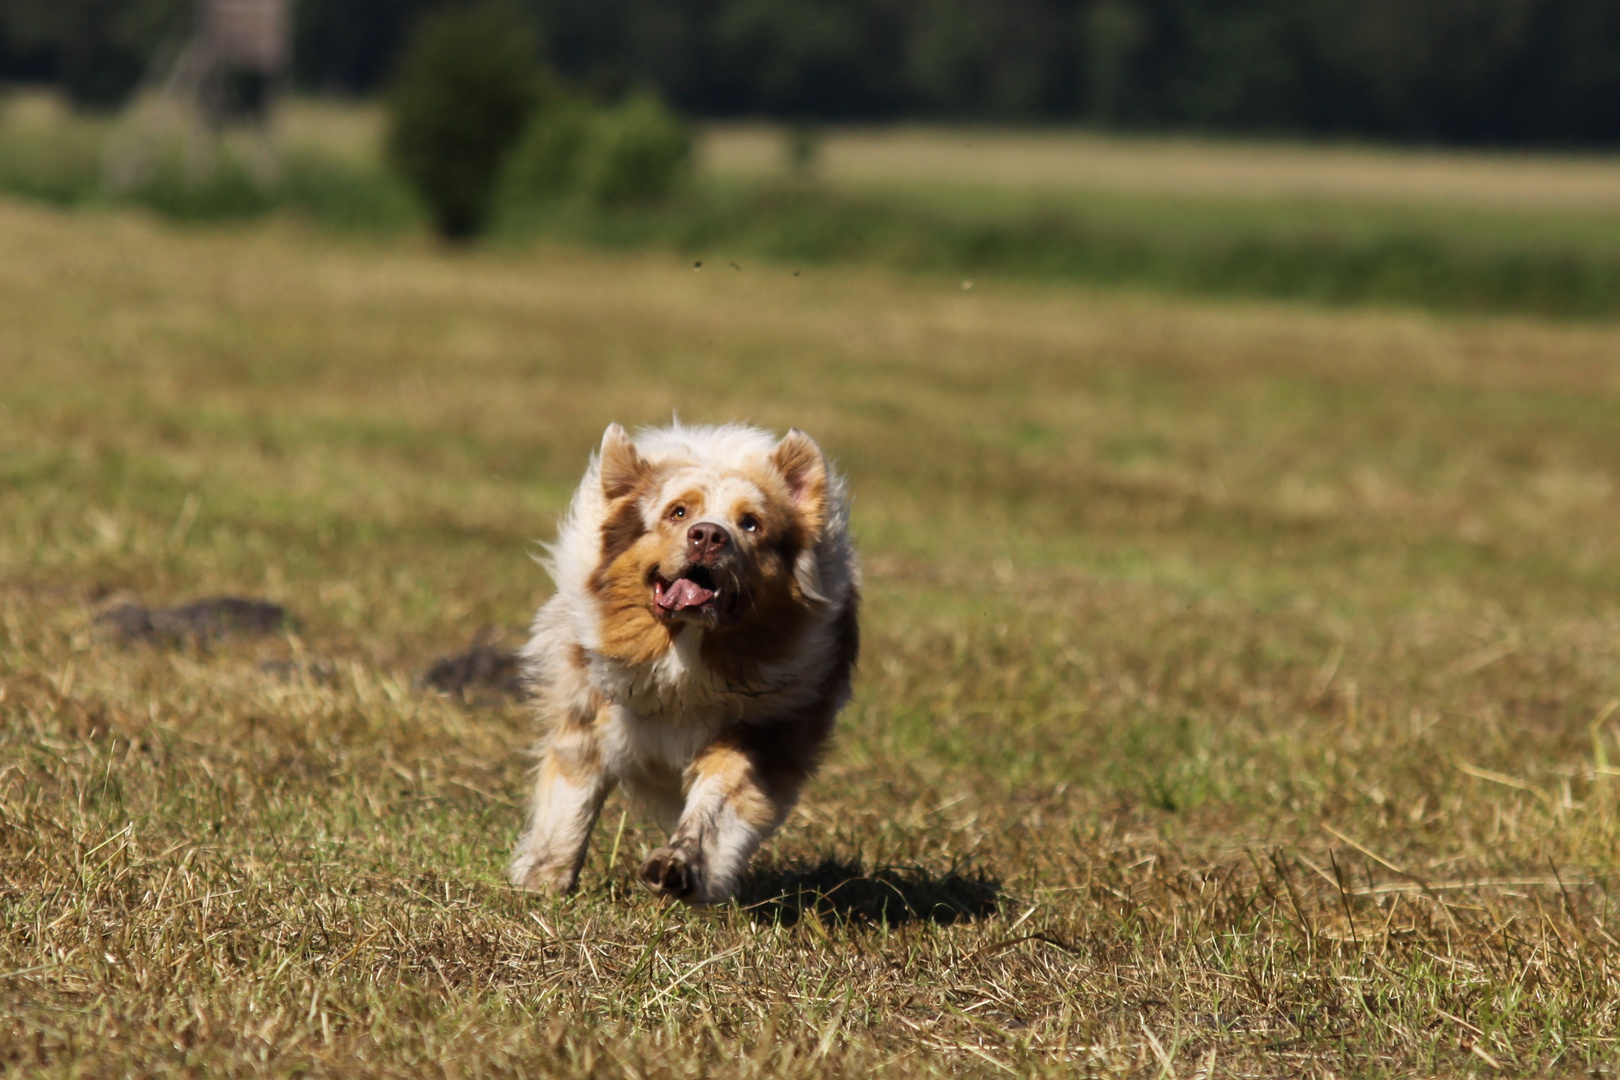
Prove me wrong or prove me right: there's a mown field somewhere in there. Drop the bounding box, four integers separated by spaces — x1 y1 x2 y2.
2 193 1620 1078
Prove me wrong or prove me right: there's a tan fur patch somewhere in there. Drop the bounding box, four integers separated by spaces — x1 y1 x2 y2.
593 547 675 664
686 743 779 829
589 466 678 665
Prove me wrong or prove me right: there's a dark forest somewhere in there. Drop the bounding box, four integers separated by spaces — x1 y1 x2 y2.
4 0 1619 144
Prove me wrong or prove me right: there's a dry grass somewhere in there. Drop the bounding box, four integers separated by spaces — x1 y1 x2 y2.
3 197 1620 1077
703 123 1620 212
273 98 391 166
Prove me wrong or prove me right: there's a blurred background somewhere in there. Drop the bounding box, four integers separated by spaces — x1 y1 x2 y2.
3 0 1620 314
7 0 1620 138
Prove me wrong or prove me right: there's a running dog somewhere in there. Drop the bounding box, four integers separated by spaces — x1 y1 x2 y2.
508 422 859 903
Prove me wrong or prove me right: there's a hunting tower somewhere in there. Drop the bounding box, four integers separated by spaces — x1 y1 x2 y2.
172 0 293 127
105 0 294 189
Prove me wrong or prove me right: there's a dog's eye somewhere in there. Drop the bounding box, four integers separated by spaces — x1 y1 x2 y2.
740 514 760 534
670 505 687 520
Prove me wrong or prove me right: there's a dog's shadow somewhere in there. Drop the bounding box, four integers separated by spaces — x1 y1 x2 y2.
735 858 1003 928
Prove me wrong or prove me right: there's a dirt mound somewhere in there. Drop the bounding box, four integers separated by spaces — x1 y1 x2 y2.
97 597 289 645
416 634 527 701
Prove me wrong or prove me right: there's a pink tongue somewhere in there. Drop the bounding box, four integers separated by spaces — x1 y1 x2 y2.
658 577 715 611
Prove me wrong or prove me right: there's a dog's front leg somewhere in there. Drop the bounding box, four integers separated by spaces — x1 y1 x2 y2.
508 723 612 893
640 726 812 904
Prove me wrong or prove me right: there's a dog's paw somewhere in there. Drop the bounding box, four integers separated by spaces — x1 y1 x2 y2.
508 854 577 894
640 846 701 901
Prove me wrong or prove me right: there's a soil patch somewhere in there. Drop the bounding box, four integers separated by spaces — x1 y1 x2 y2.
417 632 527 701
97 597 289 645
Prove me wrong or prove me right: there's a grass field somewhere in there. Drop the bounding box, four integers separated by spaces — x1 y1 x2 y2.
702 123 1620 255
3 195 1620 1077
0 92 416 230
686 126 1620 318
704 124 1620 211
7 90 1620 317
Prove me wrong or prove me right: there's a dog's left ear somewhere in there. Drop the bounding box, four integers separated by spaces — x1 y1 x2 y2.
769 429 828 533
771 429 831 605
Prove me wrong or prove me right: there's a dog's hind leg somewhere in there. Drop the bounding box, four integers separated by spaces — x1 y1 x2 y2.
509 726 612 893
641 721 825 904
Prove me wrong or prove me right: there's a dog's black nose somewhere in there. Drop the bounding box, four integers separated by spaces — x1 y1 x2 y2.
686 522 730 562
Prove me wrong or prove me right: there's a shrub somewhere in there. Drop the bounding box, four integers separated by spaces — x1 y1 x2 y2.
385 2 540 239
577 94 692 208
276 152 423 233
499 95 591 204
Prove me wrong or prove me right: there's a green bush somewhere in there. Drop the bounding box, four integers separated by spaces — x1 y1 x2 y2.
497 92 692 214
276 152 422 234
499 96 591 204
576 94 691 208
384 2 540 239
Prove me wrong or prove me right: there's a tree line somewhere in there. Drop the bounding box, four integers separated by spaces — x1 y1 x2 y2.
5 0 1619 145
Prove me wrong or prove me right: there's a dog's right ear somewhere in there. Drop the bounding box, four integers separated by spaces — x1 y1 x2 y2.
599 424 649 500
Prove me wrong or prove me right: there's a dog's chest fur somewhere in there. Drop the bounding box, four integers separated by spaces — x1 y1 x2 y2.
592 629 740 727
591 627 814 724
586 632 769 822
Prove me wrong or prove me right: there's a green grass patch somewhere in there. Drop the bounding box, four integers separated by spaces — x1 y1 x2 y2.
499 180 1620 318
0 99 420 232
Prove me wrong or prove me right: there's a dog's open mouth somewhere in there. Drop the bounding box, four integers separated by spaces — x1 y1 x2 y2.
654 566 724 617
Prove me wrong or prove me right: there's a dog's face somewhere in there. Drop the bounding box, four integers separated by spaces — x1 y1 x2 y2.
588 424 829 665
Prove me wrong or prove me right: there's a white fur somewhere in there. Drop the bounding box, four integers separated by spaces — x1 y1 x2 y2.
673 770 781 903
507 757 611 891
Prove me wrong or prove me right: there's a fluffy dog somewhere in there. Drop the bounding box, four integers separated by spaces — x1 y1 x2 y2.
508 422 859 903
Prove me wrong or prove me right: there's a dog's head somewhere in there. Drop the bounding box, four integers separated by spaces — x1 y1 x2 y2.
588 424 832 664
